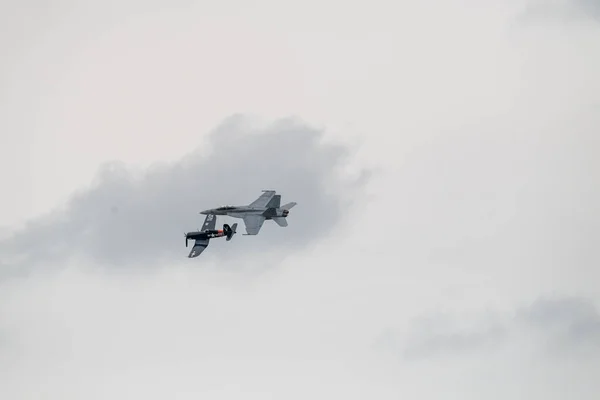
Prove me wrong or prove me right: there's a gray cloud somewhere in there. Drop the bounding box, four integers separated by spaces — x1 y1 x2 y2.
377 312 508 362
402 325 507 361
574 0 600 19
379 295 600 362
517 0 600 24
516 296 600 356
0 115 371 275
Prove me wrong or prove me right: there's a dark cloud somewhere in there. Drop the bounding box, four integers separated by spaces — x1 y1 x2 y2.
576 0 600 19
379 313 507 362
516 296 600 355
401 325 507 361
517 0 600 24
378 296 600 362
0 115 371 275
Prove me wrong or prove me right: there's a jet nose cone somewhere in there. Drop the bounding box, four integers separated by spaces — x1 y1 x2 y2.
200 210 210 215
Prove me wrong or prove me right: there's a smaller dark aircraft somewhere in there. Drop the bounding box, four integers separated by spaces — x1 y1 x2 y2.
185 213 237 258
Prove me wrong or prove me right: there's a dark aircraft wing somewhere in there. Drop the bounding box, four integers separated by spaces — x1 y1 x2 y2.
249 190 276 208
188 238 210 258
201 213 217 230
242 215 266 235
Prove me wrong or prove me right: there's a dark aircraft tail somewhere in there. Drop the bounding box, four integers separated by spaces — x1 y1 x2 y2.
224 223 238 241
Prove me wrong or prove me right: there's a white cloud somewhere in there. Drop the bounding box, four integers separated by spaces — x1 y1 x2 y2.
2 0 600 398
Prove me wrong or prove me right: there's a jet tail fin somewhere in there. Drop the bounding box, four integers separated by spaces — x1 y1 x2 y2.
265 194 281 209
281 202 296 210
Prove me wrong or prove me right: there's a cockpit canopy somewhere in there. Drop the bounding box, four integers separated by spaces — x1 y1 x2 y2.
216 205 236 211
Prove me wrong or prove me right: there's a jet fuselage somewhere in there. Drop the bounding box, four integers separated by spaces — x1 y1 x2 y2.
200 206 289 220
199 191 296 235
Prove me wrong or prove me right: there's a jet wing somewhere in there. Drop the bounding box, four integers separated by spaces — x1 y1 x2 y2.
188 238 210 258
249 190 276 208
201 213 216 230
243 215 266 235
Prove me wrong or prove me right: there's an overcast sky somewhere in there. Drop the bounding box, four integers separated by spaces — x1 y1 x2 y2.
1 0 600 399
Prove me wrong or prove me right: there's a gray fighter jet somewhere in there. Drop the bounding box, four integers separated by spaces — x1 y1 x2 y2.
200 190 297 235
185 213 238 258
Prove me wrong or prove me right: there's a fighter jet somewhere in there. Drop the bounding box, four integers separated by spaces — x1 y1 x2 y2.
200 190 296 235
185 213 238 258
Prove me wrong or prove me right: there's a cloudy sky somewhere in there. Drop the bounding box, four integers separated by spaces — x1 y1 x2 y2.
1 0 599 398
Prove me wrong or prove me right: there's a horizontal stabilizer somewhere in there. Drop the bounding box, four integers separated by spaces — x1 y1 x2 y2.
272 217 288 227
